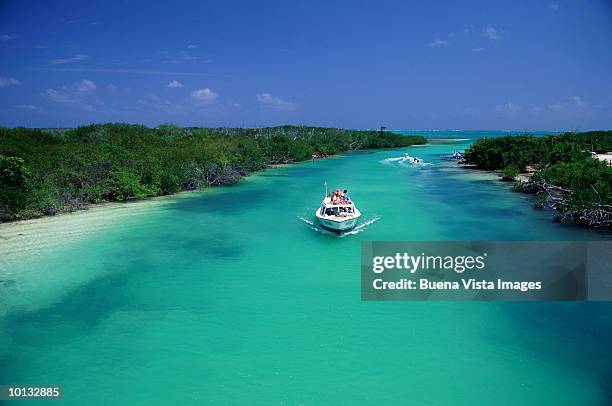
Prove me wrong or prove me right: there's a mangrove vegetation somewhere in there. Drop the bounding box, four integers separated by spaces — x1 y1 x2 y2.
0 124 426 221
462 131 612 229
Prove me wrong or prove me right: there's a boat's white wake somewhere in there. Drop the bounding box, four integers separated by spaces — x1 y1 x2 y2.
379 157 404 166
338 216 380 237
298 216 336 236
298 216 315 226
298 215 380 237
398 159 432 168
381 155 432 168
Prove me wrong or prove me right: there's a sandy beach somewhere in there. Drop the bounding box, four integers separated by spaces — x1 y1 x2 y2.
0 192 204 283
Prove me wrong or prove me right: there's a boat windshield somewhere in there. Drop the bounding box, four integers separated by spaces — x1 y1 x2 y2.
323 206 354 217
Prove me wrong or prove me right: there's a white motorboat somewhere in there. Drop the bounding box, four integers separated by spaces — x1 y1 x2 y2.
403 154 424 164
315 195 361 232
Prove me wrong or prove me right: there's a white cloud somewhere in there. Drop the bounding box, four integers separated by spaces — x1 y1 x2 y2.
41 88 78 103
167 80 184 88
0 77 21 87
50 54 89 65
256 93 298 112
497 102 522 112
548 103 563 111
107 83 117 92
430 39 449 48
187 44 199 49
573 96 587 108
41 79 101 109
191 88 218 103
13 104 39 111
484 25 502 40
549 3 559 10
0 33 19 41
472 47 484 52
76 79 96 92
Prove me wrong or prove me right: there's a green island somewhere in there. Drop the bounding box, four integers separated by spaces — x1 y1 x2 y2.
462 131 612 229
0 124 426 221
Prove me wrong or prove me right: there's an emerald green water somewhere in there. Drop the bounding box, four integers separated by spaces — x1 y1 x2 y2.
1 133 611 405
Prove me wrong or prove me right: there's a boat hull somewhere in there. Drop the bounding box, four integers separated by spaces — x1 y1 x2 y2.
317 216 359 232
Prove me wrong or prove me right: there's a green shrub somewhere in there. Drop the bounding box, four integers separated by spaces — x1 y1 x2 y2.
0 155 30 188
107 169 152 201
501 164 519 181
542 158 611 207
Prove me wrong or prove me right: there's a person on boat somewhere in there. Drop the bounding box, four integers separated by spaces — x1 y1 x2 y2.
343 189 350 204
332 192 339 205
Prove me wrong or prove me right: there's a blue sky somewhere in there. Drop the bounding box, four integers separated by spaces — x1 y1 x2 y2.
1 0 611 130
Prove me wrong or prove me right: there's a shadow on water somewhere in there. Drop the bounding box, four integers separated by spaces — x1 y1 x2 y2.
0 216 249 378
498 303 612 405
151 230 245 260
0 230 236 382
0 269 134 382
4 269 132 340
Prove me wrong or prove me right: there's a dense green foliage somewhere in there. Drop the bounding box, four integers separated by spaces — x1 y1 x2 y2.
0 124 425 221
500 164 519 181
536 158 611 208
0 155 30 215
463 131 612 171
463 131 612 219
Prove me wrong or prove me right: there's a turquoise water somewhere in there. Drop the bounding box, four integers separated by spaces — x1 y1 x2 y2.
1 132 611 405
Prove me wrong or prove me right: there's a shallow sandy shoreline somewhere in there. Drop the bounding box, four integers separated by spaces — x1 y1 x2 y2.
0 190 198 231
0 191 204 271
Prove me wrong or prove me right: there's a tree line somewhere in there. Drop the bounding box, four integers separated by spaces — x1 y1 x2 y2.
0 124 426 221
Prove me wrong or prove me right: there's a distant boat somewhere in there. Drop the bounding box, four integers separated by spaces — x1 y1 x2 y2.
402 154 424 164
440 151 464 161
315 193 361 232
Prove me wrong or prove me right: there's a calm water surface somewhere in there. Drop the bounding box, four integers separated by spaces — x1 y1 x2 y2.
1 132 611 405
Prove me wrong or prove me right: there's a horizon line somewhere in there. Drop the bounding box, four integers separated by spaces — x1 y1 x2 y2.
1 123 601 133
